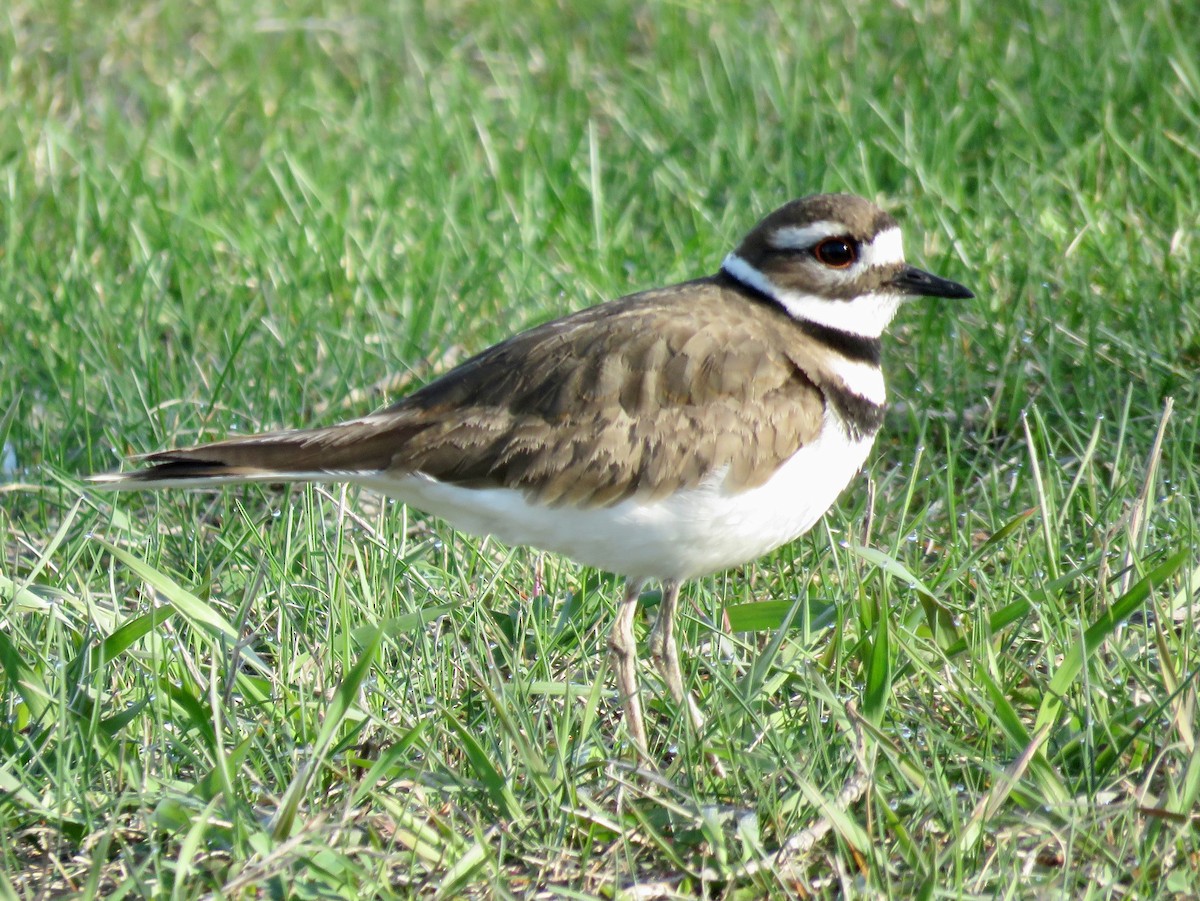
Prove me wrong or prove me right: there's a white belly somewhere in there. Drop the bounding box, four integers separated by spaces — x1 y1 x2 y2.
357 410 874 582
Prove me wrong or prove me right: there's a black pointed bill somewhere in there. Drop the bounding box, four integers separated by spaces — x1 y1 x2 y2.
890 265 974 300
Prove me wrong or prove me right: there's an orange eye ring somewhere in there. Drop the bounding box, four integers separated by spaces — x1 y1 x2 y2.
813 237 857 268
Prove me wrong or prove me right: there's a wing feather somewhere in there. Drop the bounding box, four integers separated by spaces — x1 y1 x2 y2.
95 279 830 505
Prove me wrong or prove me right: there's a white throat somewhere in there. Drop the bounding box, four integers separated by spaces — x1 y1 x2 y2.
721 252 901 339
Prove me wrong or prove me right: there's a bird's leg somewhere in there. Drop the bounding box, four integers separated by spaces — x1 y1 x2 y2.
646 580 680 704
648 582 727 776
647 580 705 732
609 578 649 758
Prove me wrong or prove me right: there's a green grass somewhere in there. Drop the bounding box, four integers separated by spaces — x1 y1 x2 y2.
2 0 1199 896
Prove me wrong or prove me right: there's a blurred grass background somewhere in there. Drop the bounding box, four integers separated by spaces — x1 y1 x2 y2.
1 0 1198 896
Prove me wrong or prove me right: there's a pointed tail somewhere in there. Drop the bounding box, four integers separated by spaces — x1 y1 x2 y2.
89 419 413 490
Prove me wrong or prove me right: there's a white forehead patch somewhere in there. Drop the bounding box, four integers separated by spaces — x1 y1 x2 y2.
767 221 845 250
860 227 905 267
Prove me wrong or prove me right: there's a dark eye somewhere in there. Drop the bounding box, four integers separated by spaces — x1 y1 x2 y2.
813 237 857 268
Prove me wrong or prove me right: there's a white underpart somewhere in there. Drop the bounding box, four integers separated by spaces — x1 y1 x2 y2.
93 412 874 581
348 407 874 582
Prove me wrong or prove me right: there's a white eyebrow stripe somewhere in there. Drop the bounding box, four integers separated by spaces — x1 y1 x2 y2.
860 227 905 267
769 223 906 271
767 221 846 250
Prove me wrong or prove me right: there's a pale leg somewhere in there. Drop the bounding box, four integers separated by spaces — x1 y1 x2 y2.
609 578 649 757
647 580 705 731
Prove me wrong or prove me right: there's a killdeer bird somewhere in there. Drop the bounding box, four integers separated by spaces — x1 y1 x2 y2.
92 193 972 758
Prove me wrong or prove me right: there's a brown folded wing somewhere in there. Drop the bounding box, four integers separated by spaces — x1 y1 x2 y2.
126 279 828 507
